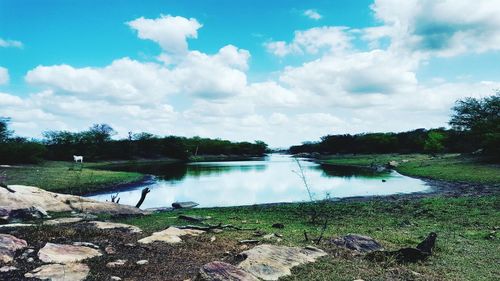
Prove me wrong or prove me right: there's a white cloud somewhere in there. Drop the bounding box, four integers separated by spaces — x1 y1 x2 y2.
0 38 23 48
304 9 322 20
127 15 202 55
265 26 352 57
0 67 9 85
369 0 500 57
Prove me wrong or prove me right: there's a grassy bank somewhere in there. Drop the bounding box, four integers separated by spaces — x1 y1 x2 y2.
119 196 499 281
0 161 144 194
322 153 500 184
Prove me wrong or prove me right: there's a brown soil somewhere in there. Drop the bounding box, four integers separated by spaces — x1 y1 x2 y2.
1 223 242 281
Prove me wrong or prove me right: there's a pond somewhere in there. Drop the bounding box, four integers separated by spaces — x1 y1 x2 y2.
87 154 430 209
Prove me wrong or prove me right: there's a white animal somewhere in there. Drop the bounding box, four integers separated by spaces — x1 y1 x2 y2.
73 155 84 163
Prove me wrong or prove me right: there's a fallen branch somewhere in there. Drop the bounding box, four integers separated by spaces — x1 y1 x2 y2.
0 184 15 193
135 187 151 208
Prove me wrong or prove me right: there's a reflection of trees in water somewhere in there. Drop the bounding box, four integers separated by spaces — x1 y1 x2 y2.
314 164 390 179
186 164 267 178
98 162 267 181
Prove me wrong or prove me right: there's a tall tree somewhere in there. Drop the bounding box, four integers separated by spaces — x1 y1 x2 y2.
0 117 13 142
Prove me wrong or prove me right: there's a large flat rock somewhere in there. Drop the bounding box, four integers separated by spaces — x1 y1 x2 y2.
196 261 259 281
331 234 384 253
0 185 145 215
38 243 102 264
89 221 142 233
25 263 89 281
138 227 205 244
0 234 28 264
238 244 327 281
43 217 83 225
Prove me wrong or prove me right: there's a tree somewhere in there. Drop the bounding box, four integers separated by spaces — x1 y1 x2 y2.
449 92 500 159
85 124 116 144
0 117 13 142
424 131 445 154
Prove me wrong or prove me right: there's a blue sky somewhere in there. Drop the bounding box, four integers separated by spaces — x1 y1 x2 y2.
1 0 499 146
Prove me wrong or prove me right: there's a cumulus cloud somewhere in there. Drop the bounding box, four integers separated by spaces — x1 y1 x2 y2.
0 38 23 48
304 9 322 20
127 15 202 54
0 67 9 85
369 0 500 57
265 26 352 57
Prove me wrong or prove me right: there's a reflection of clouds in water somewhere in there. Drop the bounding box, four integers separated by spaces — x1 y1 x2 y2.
89 155 429 208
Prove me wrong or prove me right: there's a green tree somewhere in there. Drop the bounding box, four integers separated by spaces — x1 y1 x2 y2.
0 117 13 142
424 131 445 154
449 92 500 159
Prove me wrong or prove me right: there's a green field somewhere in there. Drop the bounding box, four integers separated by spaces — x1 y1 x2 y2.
0 161 144 194
120 196 500 281
322 153 500 184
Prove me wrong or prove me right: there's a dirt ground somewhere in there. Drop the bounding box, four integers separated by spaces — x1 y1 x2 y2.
1 223 242 281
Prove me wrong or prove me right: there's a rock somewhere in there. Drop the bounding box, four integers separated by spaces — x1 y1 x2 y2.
38 242 102 264
136 259 148 265
331 234 384 253
0 185 146 215
111 276 122 281
210 236 216 242
71 212 98 219
0 223 34 229
25 263 89 281
179 215 206 223
73 242 100 249
238 244 327 280
386 161 399 168
172 201 199 209
27 257 34 262
0 233 28 264
0 265 18 272
105 245 116 254
138 227 205 244
89 221 142 233
239 240 260 244
106 259 127 268
263 233 282 242
195 261 259 281
43 217 83 225
271 223 284 229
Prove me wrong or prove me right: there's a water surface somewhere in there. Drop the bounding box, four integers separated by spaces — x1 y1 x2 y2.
88 154 429 208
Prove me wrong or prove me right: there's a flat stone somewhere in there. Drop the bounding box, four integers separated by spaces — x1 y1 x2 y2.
0 223 34 229
136 259 148 265
0 233 28 264
38 242 102 264
138 227 205 244
238 244 327 281
73 242 100 249
111 276 122 281
196 261 259 281
105 245 116 254
0 185 146 215
172 201 199 209
90 221 142 233
25 263 89 281
43 217 83 225
0 265 18 272
106 259 127 268
331 234 384 253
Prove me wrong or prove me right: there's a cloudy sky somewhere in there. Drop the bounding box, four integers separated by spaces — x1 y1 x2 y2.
1 0 500 147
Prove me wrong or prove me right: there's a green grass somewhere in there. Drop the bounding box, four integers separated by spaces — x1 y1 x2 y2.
0 161 144 194
119 196 500 281
323 153 500 184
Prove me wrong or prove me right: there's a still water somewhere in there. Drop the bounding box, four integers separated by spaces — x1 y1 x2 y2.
88 154 430 208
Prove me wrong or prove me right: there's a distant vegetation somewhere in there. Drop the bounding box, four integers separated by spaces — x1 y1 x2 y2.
291 93 500 162
0 120 268 164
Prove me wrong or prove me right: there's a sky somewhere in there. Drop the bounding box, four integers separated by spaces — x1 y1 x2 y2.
1 0 500 147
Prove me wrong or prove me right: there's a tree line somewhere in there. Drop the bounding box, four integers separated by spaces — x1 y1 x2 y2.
0 121 268 164
290 93 499 161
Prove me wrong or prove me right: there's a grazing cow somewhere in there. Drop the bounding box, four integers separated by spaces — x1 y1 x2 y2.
73 155 84 163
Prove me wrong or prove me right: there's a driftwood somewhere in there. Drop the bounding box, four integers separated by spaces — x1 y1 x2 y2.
135 188 151 208
173 223 257 232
